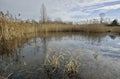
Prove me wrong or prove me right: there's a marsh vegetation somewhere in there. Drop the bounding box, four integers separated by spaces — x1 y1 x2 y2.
0 11 120 41
0 11 120 79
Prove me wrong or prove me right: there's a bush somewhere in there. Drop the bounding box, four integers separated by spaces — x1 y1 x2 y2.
110 19 119 26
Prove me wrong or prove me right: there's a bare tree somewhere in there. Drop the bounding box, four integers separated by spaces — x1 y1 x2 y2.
47 17 52 23
40 3 47 23
54 17 62 23
99 13 105 24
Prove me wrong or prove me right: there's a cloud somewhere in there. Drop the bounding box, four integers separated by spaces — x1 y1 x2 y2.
42 0 120 21
98 4 120 11
75 0 119 7
0 0 119 21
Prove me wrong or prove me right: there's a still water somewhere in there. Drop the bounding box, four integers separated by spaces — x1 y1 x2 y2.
0 33 120 79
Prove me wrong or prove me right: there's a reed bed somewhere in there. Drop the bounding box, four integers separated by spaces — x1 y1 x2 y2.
40 23 108 33
110 27 120 33
38 23 120 34
0 14 39 40
0 12 120 41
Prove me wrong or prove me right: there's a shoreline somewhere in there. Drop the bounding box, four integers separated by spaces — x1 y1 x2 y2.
0 17 120 40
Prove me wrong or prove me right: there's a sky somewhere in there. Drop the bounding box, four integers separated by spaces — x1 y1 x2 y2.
0 0 120 22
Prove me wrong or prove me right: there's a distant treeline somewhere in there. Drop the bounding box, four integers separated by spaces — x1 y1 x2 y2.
107 19 120 26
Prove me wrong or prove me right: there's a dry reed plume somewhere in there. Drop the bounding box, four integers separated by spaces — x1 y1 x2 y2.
44 49 81 76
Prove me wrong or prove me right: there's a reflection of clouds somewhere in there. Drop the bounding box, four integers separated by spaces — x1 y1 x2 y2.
48 33 120 59
108 47 120 51
117 42 120 45
78 50 120 79
103 54 120 58
99 46 120 52
99 45 120 59
101 46 120 51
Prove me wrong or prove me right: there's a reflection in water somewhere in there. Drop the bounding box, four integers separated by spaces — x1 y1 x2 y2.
0 32 120 79
109 35 116 40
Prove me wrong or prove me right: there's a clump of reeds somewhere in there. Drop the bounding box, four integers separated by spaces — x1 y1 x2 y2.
51 53 61 72
64 51 81 77
0 11 39 40
92 52 99 60
44 49 64 72
44 49 81 77
65 58 79 77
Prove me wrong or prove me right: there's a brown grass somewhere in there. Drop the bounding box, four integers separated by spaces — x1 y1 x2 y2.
0 16 39 40
38 23 120 33
40 23 106 33
110 27 120 33
0 13 120 40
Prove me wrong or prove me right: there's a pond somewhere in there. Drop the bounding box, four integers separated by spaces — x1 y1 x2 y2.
0 32 120 79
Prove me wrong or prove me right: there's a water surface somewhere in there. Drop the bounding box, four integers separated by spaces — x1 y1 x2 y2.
0 33 120 79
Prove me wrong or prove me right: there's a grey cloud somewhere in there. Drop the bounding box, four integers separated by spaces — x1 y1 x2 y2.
0 0 118 21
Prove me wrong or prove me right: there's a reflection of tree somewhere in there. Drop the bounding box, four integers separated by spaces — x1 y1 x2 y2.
41 36 48 64
42 37 47 52
39 32 106 43
109 35 116 40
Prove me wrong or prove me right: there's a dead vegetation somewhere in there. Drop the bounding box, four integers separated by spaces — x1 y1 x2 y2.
0 12 120 41
43 49 81 77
